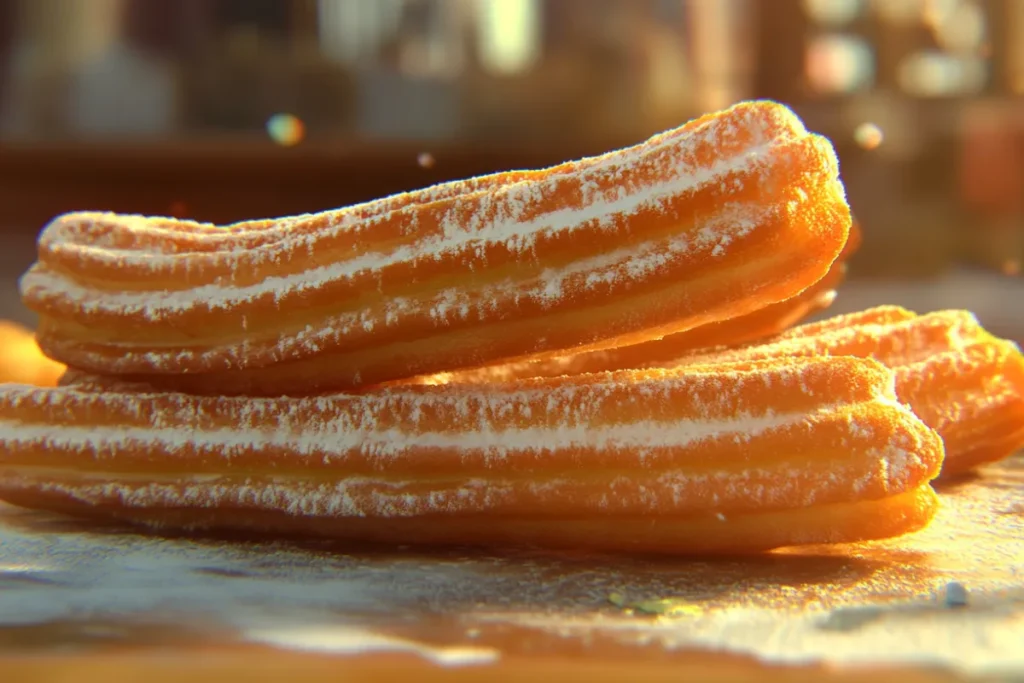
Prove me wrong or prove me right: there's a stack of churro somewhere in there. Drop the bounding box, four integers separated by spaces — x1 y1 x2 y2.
0 101 1020 554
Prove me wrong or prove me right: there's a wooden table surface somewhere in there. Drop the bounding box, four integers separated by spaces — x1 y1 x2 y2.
0 456 1021 682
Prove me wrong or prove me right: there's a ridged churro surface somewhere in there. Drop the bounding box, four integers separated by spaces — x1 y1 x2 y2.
22 101 850 394
676 307 1024 476
0 356 941 553
420 218 860 383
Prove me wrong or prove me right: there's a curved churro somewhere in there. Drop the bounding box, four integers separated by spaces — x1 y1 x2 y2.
409 219 861 384
0 356 941 553
0 320 65 387
648 219 855 354
570 215 863 368
676 307 1024 476
22 101 851 395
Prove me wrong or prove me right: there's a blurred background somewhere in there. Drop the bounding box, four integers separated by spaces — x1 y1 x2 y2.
0 0 1022 336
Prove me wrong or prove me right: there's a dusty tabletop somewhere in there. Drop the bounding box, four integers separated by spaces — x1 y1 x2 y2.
1 456 1022 682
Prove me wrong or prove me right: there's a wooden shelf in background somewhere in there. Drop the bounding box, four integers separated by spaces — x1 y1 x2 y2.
0 135 629 230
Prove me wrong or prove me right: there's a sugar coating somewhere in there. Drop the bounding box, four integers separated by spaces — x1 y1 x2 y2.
5 442 919 520
23 102 825 325
0 359 939 519
20 102 848 389
38 103 805 256
25 202 767 322
683 308 986 368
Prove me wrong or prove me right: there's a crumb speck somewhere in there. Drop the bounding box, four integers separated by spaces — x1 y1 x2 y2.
942 581 968 608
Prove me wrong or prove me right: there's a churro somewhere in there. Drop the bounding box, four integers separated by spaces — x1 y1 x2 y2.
675 307 1024 476
417 306 1024 476
0 356 941 553
22 101 851 395
409 219 860 384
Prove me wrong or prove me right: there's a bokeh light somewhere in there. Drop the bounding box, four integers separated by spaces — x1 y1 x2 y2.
853 122 884 149
922 0 959 28
478 0 541 74
266 113 306 146
898 51 987 96
417 152 436 169
803 0 866 26
931 1 987 53
872 0 923 25
806 35 875 93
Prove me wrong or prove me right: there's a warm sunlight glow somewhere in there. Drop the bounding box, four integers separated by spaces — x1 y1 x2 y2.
477 0 541 75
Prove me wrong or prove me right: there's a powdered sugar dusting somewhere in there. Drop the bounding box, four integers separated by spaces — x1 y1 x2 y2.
38 102 805 261
2 445 916 521
680 308 986 369
0 412 791 467
0 358 941 521
0 457 1021 674
20 102 849 387
24 202 771 321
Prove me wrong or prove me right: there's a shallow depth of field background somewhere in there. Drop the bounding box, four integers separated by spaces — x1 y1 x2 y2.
0 0 1021 336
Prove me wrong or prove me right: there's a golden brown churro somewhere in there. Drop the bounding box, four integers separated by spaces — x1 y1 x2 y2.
22 101 850 395
0 357 941 553
675 307 1024 476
